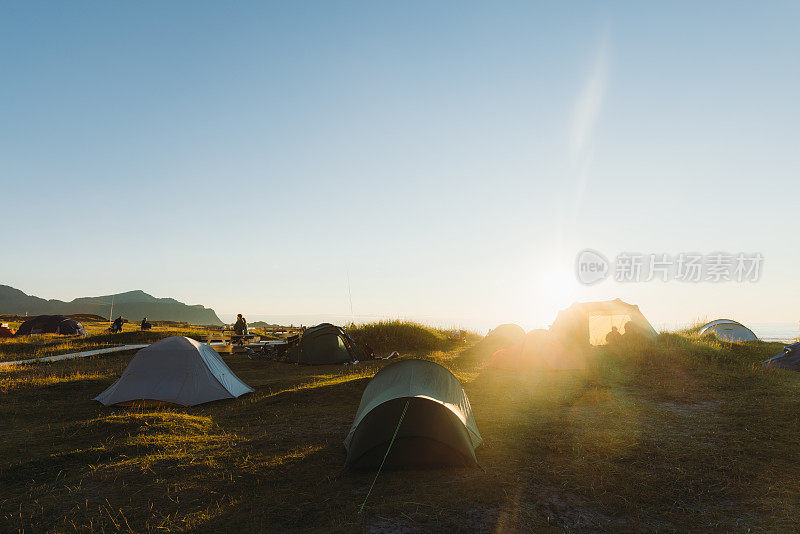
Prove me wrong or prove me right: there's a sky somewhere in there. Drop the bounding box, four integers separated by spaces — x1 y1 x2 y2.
2 2 799 332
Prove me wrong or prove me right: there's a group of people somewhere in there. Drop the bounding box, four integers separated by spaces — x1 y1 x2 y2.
605 321 648 345
108 313 249 337
109 316 152 333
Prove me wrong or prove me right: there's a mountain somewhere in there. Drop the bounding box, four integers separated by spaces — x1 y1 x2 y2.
248 321 285 329
0 285 223 325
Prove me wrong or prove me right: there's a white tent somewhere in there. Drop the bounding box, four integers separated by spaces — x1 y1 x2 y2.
95 336 253 406
699 319 757 342
550 299 658 348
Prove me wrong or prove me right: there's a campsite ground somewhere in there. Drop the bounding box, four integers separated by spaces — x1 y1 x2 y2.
2 322 800 532
0 321 210 364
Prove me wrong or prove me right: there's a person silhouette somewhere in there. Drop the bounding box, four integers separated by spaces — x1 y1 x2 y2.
605 326 622 345
233 314 248 344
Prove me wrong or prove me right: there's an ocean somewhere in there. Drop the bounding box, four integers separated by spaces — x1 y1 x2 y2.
748 323 799 343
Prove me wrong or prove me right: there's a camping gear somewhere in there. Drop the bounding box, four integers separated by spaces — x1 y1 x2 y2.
0 324 14 338
764 342 800 371
344 358 482 470
15 315 88 337
94 336 253 406
205 329 263 354
549 299 657 350
295 323 372 365
699 319 757 342
490 329 584 371
246 340 293 360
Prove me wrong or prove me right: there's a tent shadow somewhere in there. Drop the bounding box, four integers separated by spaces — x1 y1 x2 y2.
76 376 375 532
177 370 384 532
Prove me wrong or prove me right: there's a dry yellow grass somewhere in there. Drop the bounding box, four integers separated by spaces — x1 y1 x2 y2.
0 321 211 363
1 326 799 531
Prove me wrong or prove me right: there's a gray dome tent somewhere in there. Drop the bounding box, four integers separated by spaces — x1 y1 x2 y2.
699 319 757 342
95 336 253 406
344 359 482 470
15 315 87 337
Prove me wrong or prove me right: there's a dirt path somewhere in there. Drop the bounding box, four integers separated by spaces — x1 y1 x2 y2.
0 344 148 367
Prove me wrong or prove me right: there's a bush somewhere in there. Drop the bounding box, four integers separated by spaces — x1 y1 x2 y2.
346 320 475 354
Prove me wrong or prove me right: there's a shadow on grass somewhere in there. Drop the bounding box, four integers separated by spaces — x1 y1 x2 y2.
1 372 376 532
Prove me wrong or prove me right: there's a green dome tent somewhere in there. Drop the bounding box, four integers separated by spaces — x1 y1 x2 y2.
15 315 87 337
295 323 371 365
344 359 482 470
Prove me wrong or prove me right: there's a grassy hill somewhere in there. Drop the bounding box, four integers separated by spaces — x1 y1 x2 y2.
1 323 799 531
347 319 479 353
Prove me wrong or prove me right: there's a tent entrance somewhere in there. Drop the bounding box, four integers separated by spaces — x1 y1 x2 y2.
589 313 633 345
346 396 476 470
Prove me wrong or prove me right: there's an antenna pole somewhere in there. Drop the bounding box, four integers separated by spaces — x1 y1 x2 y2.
346 269 355 324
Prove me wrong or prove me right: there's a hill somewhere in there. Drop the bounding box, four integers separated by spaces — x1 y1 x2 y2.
0 285 223 325
247 321 285 330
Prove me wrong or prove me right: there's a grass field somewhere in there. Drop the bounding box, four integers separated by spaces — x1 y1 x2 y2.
2 323 799 532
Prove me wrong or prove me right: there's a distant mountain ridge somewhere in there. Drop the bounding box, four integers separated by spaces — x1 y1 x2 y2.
0 285 223 325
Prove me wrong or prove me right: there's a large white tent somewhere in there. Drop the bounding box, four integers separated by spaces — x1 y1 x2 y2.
95 336 253 406
550 299 658 349
699 319 758 342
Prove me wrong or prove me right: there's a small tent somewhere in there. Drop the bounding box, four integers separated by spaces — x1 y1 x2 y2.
764 342 800 371
344 359 482 470
15 315 87 337
485 324 526 346
0 324 14 338
461 323 525 364
295 323 370 365
698 319 757 342
490 329 585 371
94 336 253 406
550 299 657 350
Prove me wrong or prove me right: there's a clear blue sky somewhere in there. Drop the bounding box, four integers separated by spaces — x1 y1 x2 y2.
2 2 799 330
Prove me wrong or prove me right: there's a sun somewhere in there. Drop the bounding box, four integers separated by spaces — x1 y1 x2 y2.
532 264 579 316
